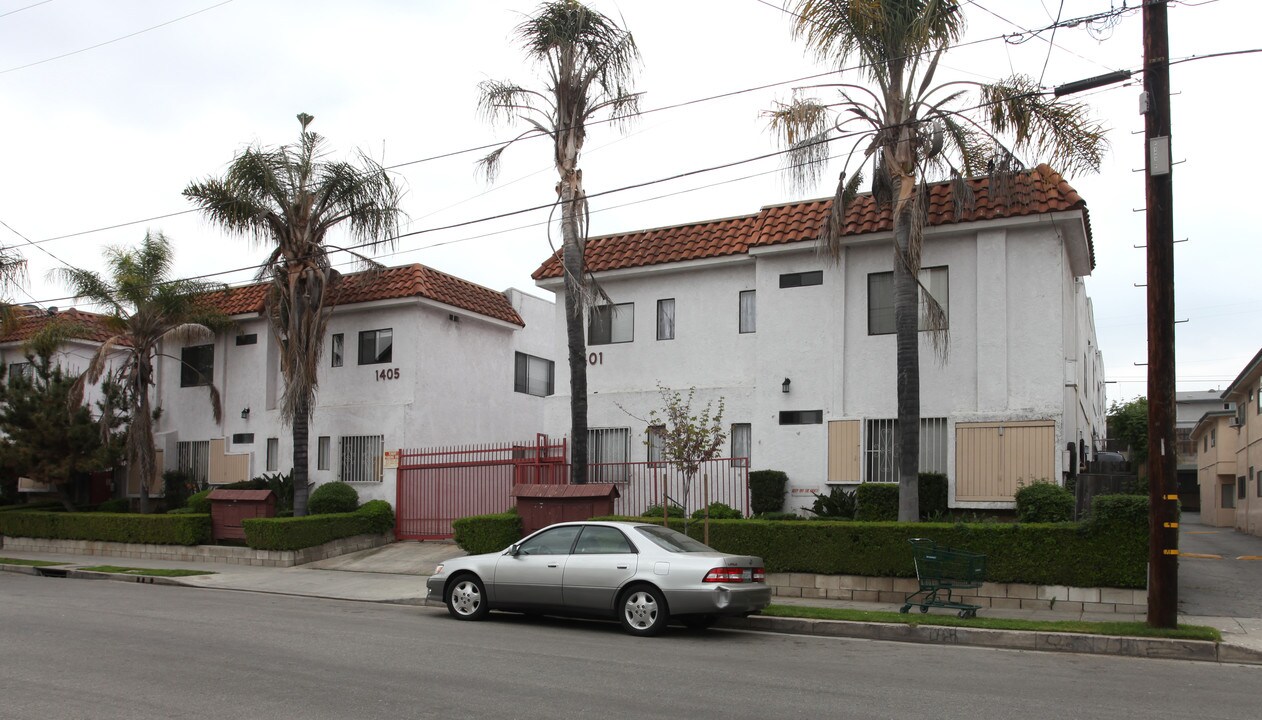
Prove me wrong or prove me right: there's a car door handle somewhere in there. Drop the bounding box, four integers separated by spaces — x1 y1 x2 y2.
616 565 628 569
548 563 558 568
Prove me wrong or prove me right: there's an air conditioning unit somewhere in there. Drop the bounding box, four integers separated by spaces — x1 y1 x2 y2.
1229 417 1244 428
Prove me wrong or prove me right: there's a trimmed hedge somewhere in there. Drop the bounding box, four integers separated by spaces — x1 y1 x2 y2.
186 490 212 514
242 502 394 551
610 495 1149 588
308 481 359 515
0 511 210 545
1015 482 1074 523
452 511 522 555
749 470 788 514
855 483 899 521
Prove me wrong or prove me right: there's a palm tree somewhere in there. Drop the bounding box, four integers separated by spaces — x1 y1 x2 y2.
55 231 227 513
477 0 641 483
184 114 403 515
767 0 1106 520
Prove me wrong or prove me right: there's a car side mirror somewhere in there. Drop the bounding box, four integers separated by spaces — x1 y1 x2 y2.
506 544 520 557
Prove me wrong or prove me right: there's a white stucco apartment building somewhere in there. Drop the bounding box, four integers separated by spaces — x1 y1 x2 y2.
153 263 556 504
532 164 1107 512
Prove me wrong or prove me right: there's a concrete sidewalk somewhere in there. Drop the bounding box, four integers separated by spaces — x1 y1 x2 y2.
2 543 1260 665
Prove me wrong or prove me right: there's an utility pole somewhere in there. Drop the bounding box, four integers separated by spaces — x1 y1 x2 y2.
1143 0 1178 628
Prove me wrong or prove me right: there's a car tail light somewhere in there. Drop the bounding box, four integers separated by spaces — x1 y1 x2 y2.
752 567 766 583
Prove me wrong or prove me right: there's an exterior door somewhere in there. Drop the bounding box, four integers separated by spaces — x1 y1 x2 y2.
562 525 638 612
492 525 580 607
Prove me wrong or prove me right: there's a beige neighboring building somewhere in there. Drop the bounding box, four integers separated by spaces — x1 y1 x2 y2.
1193 410 1238 527
1217 348 1262 537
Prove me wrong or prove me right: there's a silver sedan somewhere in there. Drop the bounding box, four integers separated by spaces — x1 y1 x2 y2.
426 520 771 636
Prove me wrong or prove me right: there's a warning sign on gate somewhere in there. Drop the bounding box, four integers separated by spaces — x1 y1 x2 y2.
383 450 400 469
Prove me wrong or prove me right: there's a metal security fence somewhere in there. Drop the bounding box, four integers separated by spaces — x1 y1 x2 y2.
864 417 948 482
395 436 567 540
587 458 750 518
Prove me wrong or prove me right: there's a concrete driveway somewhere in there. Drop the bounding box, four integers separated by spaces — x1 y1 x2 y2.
1179 513 1262 617
304 540 466 575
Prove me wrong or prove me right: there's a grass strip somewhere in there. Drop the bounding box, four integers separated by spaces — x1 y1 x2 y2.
0 557 68 567
761 604 1221 642
78 565 216 578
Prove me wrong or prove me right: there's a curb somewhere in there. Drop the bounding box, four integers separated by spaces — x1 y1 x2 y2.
718 615 1262 665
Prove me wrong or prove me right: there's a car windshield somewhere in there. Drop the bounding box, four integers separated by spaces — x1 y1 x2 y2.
634 525 716 553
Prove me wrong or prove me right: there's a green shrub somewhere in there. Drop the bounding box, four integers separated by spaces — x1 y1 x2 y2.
96 498 130 514
357 500 395 533
1089 494 1148 527
0 501 62 512
308 481 359 515
806 486 856 519
691 502 742 520
162 470 194 509
641 503 686 518
166 507 197 515
452 511 522 554
918 473 948 519
756 511 802 521
612 508 1148 588
225 471 294 513
242 513 374 551
1015 481 1075 523
854 483 899 521
749 470 788 514
0 511 210 545
186 490 212 514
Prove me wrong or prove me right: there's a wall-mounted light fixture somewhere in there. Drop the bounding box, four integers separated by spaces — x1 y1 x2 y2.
241 407 250 420
781 378 791 394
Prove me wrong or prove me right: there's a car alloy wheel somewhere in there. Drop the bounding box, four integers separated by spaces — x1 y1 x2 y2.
446 575 489 621
619 586 667 636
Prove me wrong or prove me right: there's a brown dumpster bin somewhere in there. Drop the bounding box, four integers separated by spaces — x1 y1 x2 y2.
208 488 277 541
510 484 619 536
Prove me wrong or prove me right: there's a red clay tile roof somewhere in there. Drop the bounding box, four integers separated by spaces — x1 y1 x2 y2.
533 164 1092 279
0 307 120 345
201 264 524 326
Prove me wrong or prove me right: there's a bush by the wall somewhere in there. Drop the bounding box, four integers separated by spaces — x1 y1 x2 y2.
162 470 194 510
806 486 856 519
223 471 294 513
0 501 62 513
919 473 948 519
756 511 802 521
0 511 210 545
855 483 899 521
357 499 395 534
1015 481 1075 523
609 494 1148 588
641 503 685 518
96 498 130 514
308 481 359 515
186 490 212 514
749 470 788 514
452 511 522 554
692 502 742 520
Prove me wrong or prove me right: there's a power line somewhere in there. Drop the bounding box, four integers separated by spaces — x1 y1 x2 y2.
0 0 53 20
0 0 235 75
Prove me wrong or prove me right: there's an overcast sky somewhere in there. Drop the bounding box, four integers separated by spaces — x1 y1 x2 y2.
1 0 1258 404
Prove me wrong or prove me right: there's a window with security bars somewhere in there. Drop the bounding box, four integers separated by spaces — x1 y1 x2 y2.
340 435 384 482
588 427 629 483
177 441 210 487
863 418 948 483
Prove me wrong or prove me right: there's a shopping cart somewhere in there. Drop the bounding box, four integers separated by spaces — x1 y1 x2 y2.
900 538 986 619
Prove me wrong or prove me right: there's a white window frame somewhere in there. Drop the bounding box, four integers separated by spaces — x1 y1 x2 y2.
588 427 630 483
738 290 756 334
656 298 675 341
357 328 393 365
731 423 751 468
868 266 949 336
317 436 331 471
589 303 634 345
514 352 555 397
266 438 279 472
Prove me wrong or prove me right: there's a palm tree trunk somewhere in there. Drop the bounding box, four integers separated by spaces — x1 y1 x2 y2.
561 178 589 485
893 211 921 522
293 394 310 515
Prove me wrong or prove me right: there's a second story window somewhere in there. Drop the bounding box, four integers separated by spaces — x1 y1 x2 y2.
656 299 675 341
868 266 949 335
589 303 634 345
739 290 756 334
7 362 33 385
180 344 214 387
514 352 555 397
331 333 344 367
358 329 393 365
779 270 823 288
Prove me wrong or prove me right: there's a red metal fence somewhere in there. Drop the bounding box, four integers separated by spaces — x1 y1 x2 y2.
586 459 750 518
395 435 750 540
395 435 567 540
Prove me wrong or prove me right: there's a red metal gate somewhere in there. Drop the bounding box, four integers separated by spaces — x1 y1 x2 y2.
395 435 567 540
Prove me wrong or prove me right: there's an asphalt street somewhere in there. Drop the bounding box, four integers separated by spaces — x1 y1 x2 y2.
1179 516 1262 617
1 573 1257 720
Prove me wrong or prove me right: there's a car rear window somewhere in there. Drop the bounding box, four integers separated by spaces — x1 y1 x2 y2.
634 525 715 553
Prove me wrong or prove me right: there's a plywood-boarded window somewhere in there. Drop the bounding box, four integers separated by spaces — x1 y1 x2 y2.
827 420 861 482
955 421 1055 501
